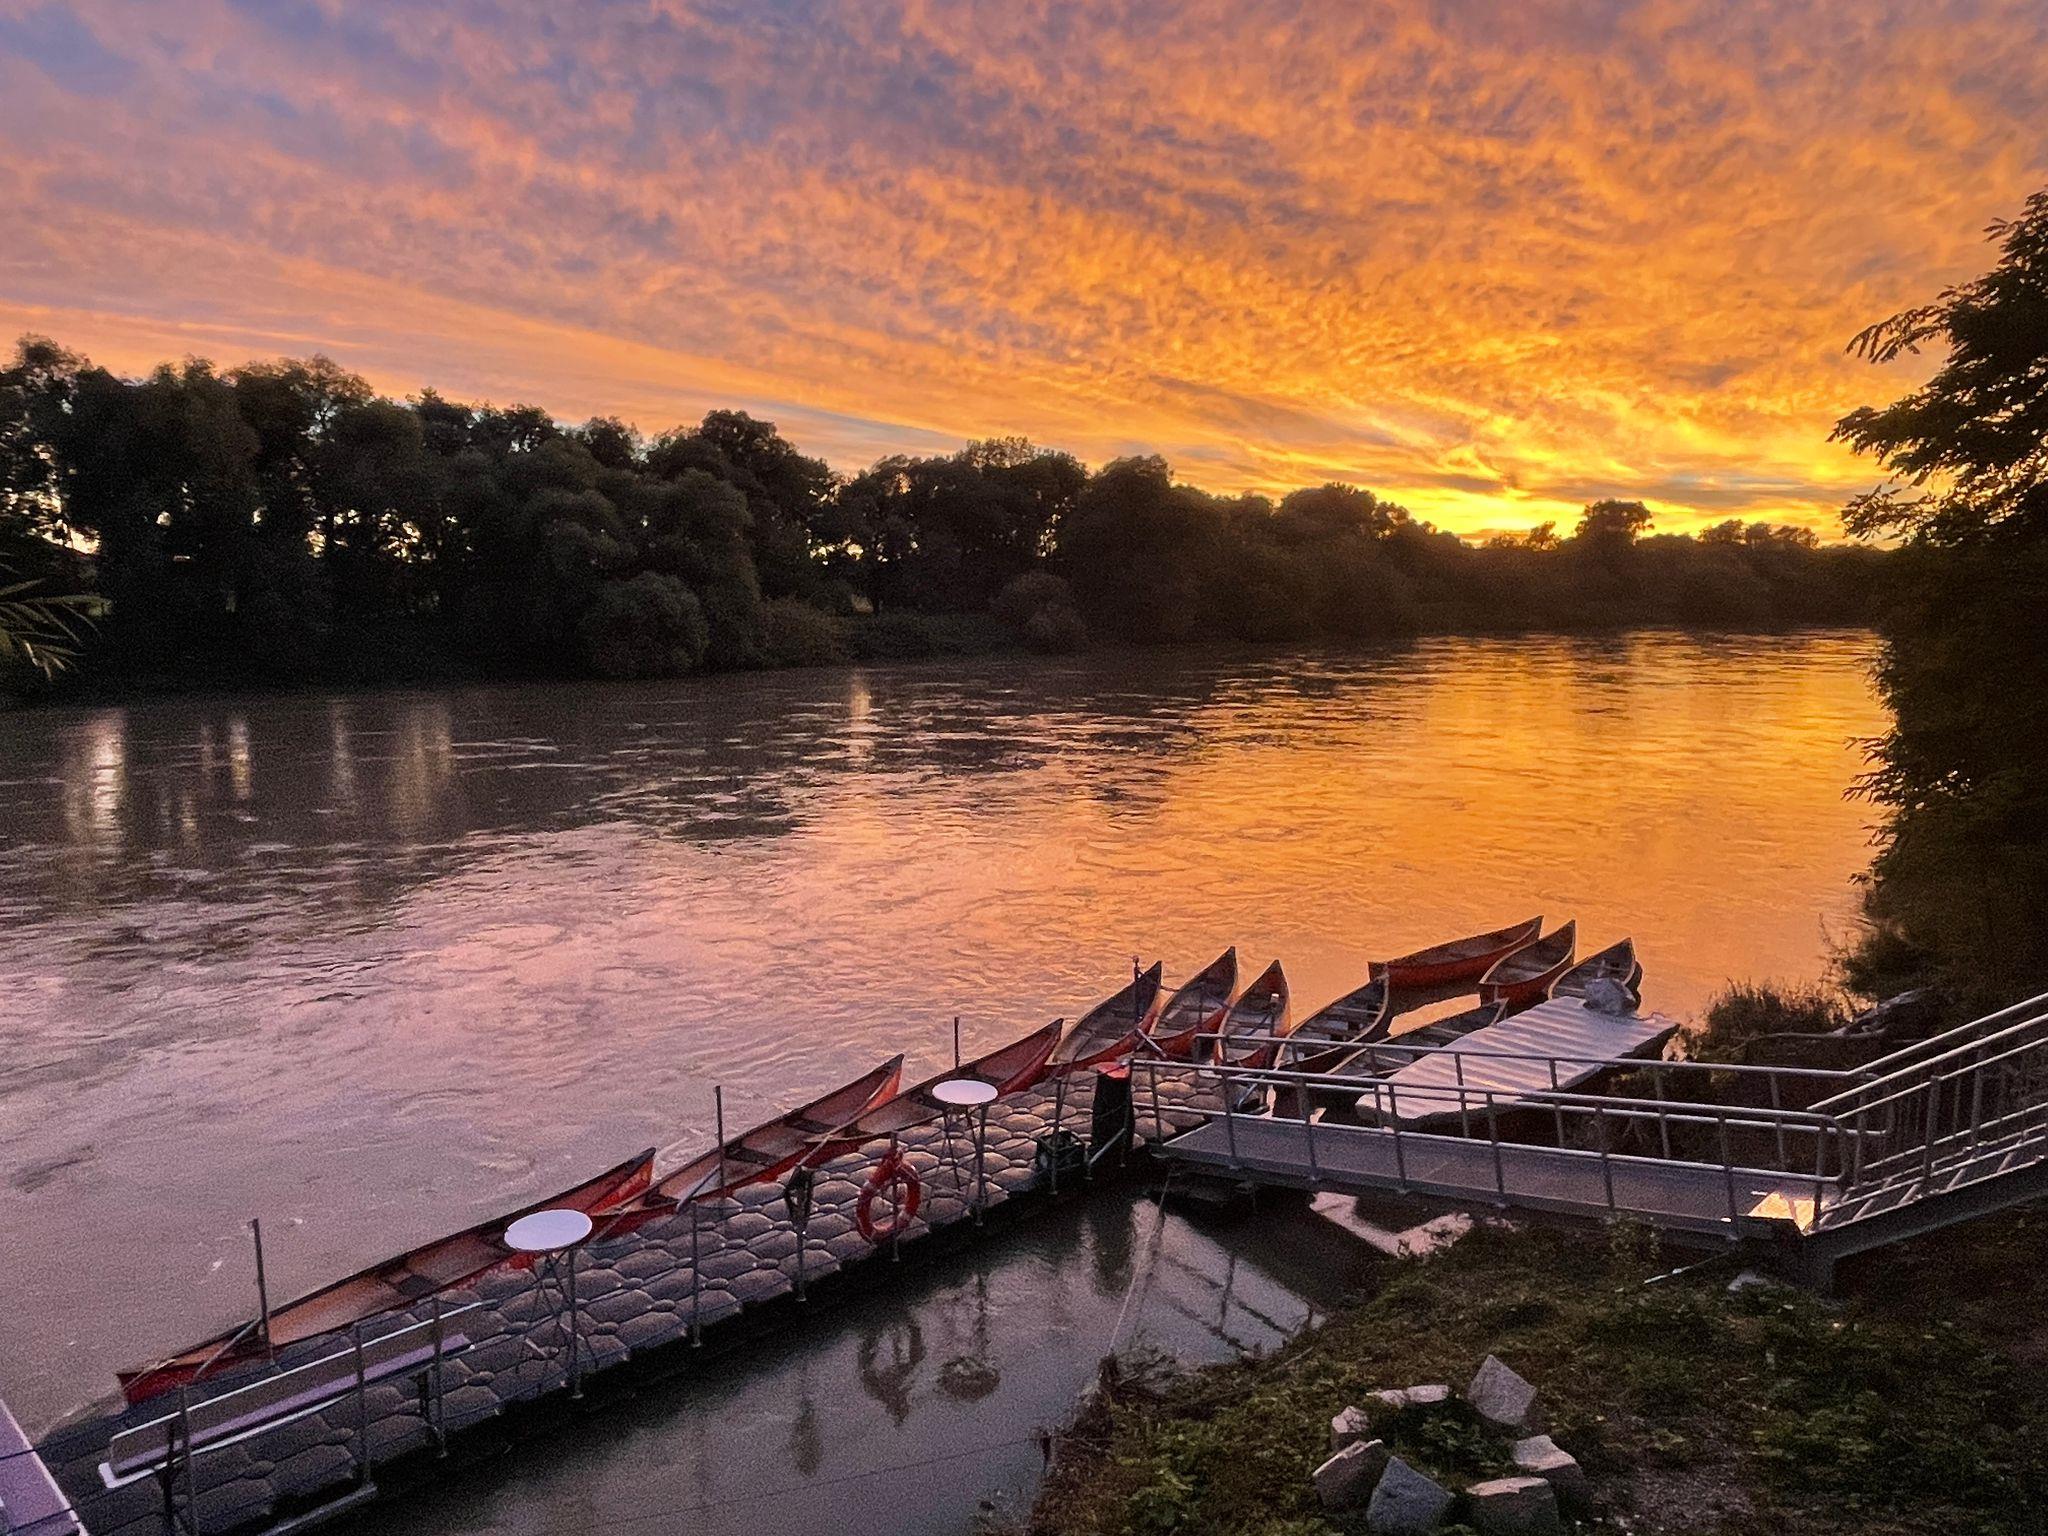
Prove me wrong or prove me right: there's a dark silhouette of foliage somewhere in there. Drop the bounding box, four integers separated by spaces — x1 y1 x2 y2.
0 333 1884 703
1834 188 2048 1004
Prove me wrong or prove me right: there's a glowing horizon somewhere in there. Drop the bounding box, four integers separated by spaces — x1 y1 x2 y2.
2 0 2044 535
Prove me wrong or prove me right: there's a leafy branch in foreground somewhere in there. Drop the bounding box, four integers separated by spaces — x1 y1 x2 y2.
0 569 107 678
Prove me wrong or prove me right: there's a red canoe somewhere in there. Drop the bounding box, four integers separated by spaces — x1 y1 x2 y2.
1045 963 1165 1075
813 1021 1063 1151
1369 917 1543 989
1216 960 1293 1068
1278 973 1395 1077
119 1148 658 1404
1478 921 1577 1008
1150 948 1239 1059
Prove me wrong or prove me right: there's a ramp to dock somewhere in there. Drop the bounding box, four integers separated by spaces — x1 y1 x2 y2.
1 1392 85 1535
1165 1113 1815 1237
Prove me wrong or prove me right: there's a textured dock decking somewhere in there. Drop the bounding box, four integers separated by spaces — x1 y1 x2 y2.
1163 1114 1820 1235
37 1068 1222 1536
1362 998 1682 1125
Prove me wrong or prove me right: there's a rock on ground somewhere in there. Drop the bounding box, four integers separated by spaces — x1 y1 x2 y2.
1511 1434 1590 1511
1468 1355 1539 1430
1465 1474 1561 1535
1330 1404 1373 1450
1366 1455 1453 1535
1313 1437 1390 1510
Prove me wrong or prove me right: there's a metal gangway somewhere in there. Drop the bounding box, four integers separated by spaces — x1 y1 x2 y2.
1137 990 2048 1283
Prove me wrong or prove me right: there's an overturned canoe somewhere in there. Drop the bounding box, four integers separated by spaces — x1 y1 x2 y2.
1046 963 1165 1074
816 1021 1064 1150
1217 960 1293 1068
1370 917 1543 989
1150 948 1239 1059
119 1148 658 1405
1553 937 1644 1003
1478 921 1577 1008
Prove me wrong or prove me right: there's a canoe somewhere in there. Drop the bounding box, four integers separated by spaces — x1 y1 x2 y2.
1046 962 1165 1075
813 1021 1064 1150
1216 960 1293 1068
1477 921 1577 1008
1278 974 1394 1077
119 1148 659 1404
645 1056 905 1208
1279 999 1513 1119
1553 937 1643 1003
1369 917 1542 989
1150 948 1239 1059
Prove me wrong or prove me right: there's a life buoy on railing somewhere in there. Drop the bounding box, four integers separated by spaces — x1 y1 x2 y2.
857 1148 923 1243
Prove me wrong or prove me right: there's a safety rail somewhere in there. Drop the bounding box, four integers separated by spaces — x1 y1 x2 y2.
1131 1052 1856 1232
1147 992 2048 1247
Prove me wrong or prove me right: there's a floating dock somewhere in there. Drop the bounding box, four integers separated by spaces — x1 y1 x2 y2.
30 1068 1221 1536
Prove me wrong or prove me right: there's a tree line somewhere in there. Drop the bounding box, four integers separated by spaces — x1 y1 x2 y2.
1 336 1882 698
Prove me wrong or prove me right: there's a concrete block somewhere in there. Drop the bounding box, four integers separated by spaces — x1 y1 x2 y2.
1468 1355 1538 1430
1466 1475 1560 1535
1366 1455 1452 1534
1313 1437 1390 1510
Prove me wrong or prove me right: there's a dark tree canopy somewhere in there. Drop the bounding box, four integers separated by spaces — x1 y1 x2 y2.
1833 186 2048 1005
1 332 1882 700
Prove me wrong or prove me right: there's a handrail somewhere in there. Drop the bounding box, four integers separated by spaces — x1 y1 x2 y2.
1193 1029 1860 1084
1847 989 2048 1078
1812 1002 2048 1112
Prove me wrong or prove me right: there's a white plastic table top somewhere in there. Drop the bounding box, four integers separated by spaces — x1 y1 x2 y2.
931 1077 1000 1108
504 1208 594 1253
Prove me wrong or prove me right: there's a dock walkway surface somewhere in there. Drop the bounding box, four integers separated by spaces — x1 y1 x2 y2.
33 1068 1221 1536
1361 998 1682 1125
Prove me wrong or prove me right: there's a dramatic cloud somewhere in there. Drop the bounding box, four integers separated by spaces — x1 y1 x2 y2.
2 0 2043 532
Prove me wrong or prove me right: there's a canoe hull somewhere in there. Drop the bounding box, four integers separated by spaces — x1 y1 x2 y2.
1369 916 1543 989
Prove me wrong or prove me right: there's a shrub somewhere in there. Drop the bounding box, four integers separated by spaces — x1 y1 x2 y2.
757 597 846 668
1691 980 1851 1064
576 572 708 678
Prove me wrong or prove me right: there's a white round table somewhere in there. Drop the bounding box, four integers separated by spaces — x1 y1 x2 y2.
932 1078 1000 1217
504 1208 594 1253
503 1208 593 1396
931 1078 999 1109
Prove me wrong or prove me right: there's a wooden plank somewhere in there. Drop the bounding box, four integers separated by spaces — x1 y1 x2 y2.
1365 998 1681 1125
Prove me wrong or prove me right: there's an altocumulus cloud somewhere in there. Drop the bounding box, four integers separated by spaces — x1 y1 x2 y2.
1 0 2044 533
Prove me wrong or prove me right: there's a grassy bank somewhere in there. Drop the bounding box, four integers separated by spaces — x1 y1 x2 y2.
1028 1211 2048 1536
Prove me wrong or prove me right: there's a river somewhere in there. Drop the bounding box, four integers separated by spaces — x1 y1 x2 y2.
0 632 1883 1531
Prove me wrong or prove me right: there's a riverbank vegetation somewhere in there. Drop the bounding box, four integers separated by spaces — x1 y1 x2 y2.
0 337 1881 702
1027 1212 2048 1536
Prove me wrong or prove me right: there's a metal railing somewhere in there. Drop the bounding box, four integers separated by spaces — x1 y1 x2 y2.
1144 995 2048 1241
1131 1050 1853 1232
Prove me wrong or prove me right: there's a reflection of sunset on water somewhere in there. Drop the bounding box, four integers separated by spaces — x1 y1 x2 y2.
3 2 2042 532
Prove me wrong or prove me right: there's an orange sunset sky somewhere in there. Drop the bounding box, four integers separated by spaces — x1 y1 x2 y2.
2 0 2044 537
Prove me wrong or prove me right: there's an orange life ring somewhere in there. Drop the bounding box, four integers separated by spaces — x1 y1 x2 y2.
857 1149 923 1243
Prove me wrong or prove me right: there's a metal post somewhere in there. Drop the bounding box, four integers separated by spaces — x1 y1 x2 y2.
1719 1113 1739 1225
251 1217 273 1360
1390 1085 1408 1188
1922 1079 1939 1183
715 1085 728 1195
889 1134 905 1263
954 1015 962 1073
1596 1105 1616 1209
1487 1092 1506 1198
352 1323 370 1486
689 1208 703 1345
174 1385 195 1536
1149 1060 1166 1146
430 1297 447 1454
567 1245 582 1399
1550 1059 1566 1146
1049 1074 1069 1193
1455 1054 1471 1137
974 1104 990 1222
1221 1067 1239 1166
1769 1075 1788 1169
1300 1077 1320 1185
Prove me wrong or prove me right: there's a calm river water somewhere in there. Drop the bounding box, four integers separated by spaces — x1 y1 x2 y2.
0 633 1883 1531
